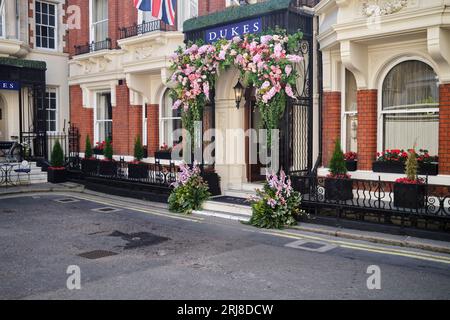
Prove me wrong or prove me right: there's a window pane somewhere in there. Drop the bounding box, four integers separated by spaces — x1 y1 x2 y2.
345 70 357 112
383 61 439 111
346 115 358 153
384 112 439 155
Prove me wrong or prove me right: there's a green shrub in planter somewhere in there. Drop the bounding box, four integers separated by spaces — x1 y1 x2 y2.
169 163 210 214
325 140 353 201
48 140 67 184
85 135 93 159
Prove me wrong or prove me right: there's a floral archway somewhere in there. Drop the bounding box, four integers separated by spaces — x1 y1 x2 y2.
168 29 304 145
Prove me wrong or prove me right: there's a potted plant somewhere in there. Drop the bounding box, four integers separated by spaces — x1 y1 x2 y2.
128 136 149 179
155 143 173 160
344 151 358 172
372 149 407 174
249 170 305 229
99 138 117 176
325 140 353 201
47 140 67 183
394 148 426 209
93 141 106 155
168 163 211 215
81 135 99 175
417 149 439 176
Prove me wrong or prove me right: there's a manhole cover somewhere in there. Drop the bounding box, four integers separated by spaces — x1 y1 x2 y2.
92 207 122 213
109 231 170 250
55 198 79 204
2 209 16 214
285 240 337 253
78 250 118 260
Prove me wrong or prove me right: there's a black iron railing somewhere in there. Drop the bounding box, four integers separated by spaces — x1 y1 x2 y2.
119 20 167 39
74 38 112 55
79 157 177 188
293 175 450 228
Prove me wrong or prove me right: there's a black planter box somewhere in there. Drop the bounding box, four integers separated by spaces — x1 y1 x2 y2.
394 183 426 209
47 168 67 184
81 159 99 174
373 161 438 176
93 149 103 155
418 162 438 176
346 160 357 172
99 161 117 176
325 178 353 201
128 163 149 179
372 161 405 174
202 171 221 196
155 150 172 160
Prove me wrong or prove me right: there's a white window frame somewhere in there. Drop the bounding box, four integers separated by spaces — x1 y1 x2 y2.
89 0 108 43
377 56 440 153
177 0 198 31
35 0 57 50
159 89 182 147
341 68 358 153
142 103 148 147
45 87 58 133
0 0 5 38
94 91 113 144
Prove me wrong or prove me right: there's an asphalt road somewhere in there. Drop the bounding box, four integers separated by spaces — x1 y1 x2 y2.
0 193 449 300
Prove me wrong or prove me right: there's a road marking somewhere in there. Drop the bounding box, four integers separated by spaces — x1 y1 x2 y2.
68 193 203 223
265 230 450 262
258 230 450 265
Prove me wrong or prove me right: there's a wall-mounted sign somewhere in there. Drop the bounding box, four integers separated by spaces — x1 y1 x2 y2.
205 18 262 43
0 81 20 91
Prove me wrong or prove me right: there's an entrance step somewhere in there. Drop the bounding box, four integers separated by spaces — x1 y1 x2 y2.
203 196 252 217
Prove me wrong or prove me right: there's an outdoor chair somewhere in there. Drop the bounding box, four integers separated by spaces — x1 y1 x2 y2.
14 161 31 185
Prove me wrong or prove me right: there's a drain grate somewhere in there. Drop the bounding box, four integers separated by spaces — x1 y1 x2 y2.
78 250 118 260
109 231 170 250
285 240 337 253
92 207 122 213
55 198 80 204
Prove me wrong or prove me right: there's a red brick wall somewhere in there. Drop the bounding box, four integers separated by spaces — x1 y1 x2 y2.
70 86 94 152
322 91 341 167
67 0 89 56
439 84 450 175
199 0 226 16
357 90 378 171
147 104 160 157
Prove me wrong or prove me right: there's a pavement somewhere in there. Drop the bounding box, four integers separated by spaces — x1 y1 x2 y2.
0 189 449 299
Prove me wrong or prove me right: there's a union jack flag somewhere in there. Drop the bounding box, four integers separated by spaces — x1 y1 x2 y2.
133 0 176 26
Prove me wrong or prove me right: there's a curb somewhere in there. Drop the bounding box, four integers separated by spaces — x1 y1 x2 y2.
289 225 450 255
0 185 85 197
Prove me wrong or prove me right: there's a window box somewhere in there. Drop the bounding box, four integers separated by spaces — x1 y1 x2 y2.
324 178 353 201
372 161 405 174
93 148 104 155
393 183 426 209
81 158 99 175
372 161 438 176
345 160 357 172
155 150 172 160
47 167 67 184
128 162 149 180
99 160 117 176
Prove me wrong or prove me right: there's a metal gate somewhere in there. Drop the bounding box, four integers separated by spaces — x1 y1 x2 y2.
281 39 313 176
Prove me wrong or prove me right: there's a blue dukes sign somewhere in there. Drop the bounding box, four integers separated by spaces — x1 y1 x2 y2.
205 18 262 43
0 81 20 91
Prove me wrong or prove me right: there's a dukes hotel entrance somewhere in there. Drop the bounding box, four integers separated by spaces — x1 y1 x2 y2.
182 0 316 192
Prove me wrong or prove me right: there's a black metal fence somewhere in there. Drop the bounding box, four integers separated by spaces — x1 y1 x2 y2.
76 157 177 188
119 20 167 39
74 38 112 55
293 175 450 229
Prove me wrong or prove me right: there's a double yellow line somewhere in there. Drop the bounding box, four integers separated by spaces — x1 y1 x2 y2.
62 193 204 223
260 229 450 265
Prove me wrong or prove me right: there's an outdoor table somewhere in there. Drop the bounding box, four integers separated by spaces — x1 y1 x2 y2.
0 163 18 187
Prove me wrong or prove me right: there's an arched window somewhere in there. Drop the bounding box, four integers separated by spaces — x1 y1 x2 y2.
344 69 357 152
160 89 182 147
381 60 439 154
